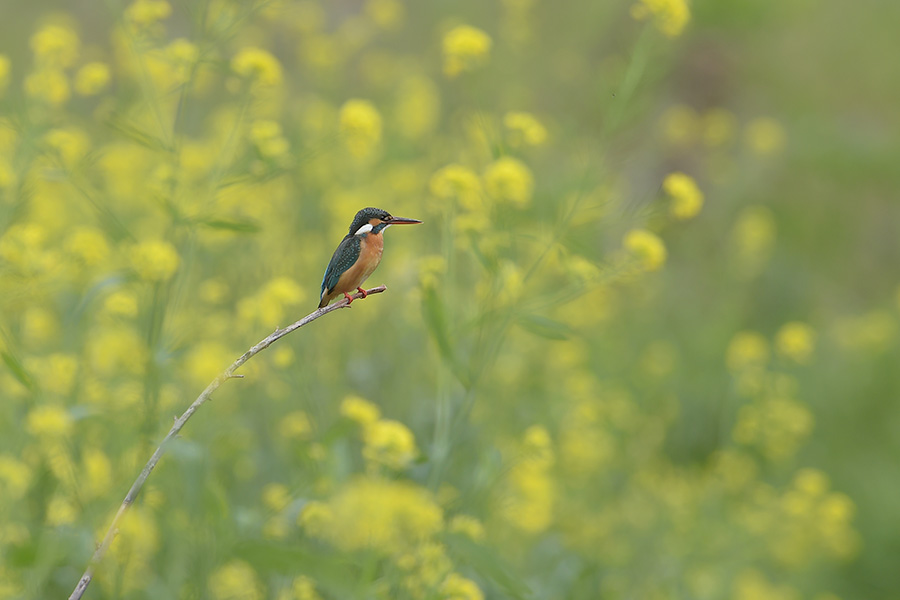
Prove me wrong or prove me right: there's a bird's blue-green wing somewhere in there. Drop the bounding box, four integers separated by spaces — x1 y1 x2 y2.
321 235 361 296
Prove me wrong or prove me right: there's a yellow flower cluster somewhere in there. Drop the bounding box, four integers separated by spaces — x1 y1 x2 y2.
130 239 180 282
483 157 534 207
624 229 667 271
504 111 547 147
442 25 492 77
339 99 383 158
231 47 283 87
630 0 690 37
300 477 443 553
663 171 704 220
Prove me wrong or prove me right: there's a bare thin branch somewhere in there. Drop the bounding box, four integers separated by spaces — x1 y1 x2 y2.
68 285 387 600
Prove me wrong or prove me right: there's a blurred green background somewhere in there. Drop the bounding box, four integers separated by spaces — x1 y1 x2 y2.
2 0 899 598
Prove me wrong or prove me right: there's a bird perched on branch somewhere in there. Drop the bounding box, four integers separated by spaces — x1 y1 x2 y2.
318 207 422 308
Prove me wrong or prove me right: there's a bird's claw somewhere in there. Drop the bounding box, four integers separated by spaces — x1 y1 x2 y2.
343 292 354 305
356 287 368 299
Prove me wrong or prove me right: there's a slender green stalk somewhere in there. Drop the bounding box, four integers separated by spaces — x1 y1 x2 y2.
67 285 387 600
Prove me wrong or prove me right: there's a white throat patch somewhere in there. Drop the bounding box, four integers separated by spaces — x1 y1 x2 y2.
354 223 374 236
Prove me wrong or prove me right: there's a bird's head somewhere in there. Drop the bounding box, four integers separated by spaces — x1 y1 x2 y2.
349 207 422 236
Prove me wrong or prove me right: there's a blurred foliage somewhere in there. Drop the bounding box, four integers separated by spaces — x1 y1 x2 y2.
1 0 899 599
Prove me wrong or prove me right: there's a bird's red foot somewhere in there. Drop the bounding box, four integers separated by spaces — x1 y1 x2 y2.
343 291 355 304
356 287 368 299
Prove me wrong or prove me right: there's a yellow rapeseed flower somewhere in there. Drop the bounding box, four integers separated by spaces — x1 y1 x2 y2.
442 25 492 78
366 0 405 30
262 482 291 511
130 239 180 281
630 0 690 38
302 477 443 553
363 419 418 470
744 117 786 156
209 560 264 600
441 573 484 600
339 99 383 158
185 341 232 386
231 47 283 87
775 321 816 364
46 494 78 526
394 75 441 140
250 120 290 158
623 229 667 271
103 290 139 317
65 226 110 267
340 394 381 425
43 127 90 168
483 157 534 206
279 411 313 439
429 164 483 210
0 455 33 499
125 0 172 26
504 111 548 147
82 448 113 499
24 69 70 106
289 575 322 600
0 55 10 94
74 62 111 96
30 24 80 68
663 171 704 220
448 515 486 542
659 104 699 145
726 331 769 372
26 405 73 438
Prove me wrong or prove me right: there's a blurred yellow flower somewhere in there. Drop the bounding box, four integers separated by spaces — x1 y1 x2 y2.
442 25 492 78
504 111 547 147
30 24 80 68
65 226 110 266
483 157 534 206
366 0 405 30
130 239 180 281
702 108 737 147
185 341 232 386
125 0 172 26
630 0 690 38
448 515 486 542
302 477 443 553
663 171 704 220
44 127 90 168
624 229 666 271
250 120 290 158
231 47 283 87
363 419 418 470
775 322 816 364
429 164 483 210
288 576 322 600
26 405 73 438
339 99 383 158
659 104 698 145
103 290 139 317
46 494 78 526
0 456 33 499
744 117 786 156
441 573 484 600
74 62 111 96
0 55 10 94
82 448 113 499
726 331 769 372
278 411 312 439
262 482 291 511
341 394 381 425
24 69 70 106
209 560 264 600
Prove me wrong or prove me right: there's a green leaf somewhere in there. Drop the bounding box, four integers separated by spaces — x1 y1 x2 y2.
517 314 571 340
422 286 469 386
2 351 34 390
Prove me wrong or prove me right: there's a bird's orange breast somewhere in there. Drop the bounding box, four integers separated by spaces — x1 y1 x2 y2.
333 232 383 295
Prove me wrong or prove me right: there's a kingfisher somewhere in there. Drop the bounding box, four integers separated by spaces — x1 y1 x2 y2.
318 207 422 308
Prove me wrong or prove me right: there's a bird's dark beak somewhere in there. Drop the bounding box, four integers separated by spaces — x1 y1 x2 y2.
389 217 422 225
